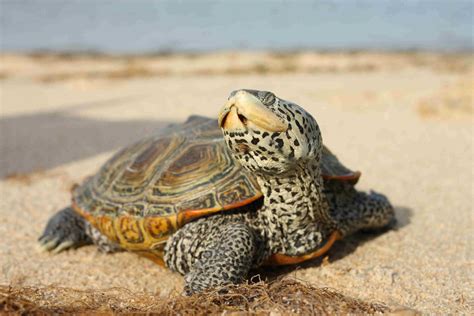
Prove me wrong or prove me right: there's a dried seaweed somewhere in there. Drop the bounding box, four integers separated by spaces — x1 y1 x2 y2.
0 278 400 315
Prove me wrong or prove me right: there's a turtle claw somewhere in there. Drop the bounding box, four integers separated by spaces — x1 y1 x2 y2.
37 237 76 254
38 237 60 252
51 240 75 254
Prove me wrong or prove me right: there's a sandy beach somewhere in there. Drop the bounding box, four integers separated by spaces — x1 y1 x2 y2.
0 51 472 313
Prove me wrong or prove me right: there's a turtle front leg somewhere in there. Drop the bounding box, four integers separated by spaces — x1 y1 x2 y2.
38 207 92 253
164 216 257 295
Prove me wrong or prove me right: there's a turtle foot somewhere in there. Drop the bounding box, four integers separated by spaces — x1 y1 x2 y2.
38 207 92 253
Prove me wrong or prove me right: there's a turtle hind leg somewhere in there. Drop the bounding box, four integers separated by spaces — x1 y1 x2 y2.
352 190 396 234
328 182 395 237
164 216 257 295
38 207 92 253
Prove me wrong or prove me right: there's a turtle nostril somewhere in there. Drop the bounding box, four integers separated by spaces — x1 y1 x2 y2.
238 114 248 125
219 112 229 127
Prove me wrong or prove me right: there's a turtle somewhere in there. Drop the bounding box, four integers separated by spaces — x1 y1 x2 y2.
39 89 395 294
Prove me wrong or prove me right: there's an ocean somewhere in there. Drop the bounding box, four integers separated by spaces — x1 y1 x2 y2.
1 0 472 53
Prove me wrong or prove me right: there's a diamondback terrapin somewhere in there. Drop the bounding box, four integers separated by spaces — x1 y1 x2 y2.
39 89 394 294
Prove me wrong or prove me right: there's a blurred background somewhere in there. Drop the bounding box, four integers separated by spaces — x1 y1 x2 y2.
0 2 473 313
1 0 473 53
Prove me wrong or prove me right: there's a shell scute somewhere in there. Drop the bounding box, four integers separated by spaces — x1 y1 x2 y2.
96 216 119 242
176 192 219 213
94 140 148 193
116 216 145 245
217 173 261 207
152 142 233 197
143 216 176 240
146 204 174 216
120 137 172 182
111 136 185 199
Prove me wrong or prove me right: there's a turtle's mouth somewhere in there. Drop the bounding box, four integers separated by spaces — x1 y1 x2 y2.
218 90 287 132
219 106 247 130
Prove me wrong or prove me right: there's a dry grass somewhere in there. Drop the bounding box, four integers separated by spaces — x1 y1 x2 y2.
0 278 409 315
37 62 169 83
405 52 473 73
417 76 473 119
2 51 471 83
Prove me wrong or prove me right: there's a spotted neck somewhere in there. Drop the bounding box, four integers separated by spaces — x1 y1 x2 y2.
253 160 335 256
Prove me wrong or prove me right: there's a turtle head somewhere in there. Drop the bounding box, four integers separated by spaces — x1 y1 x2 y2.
218 89 322 174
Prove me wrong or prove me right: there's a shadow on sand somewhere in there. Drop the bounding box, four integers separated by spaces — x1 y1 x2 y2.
0 98 175 178
255 206 414 281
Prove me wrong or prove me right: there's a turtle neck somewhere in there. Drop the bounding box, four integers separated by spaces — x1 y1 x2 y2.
250 159 336 256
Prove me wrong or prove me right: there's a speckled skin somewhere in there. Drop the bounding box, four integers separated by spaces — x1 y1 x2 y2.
39 89 394 294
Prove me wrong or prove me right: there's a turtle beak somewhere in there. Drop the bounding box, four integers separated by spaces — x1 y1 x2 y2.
218 90 288 132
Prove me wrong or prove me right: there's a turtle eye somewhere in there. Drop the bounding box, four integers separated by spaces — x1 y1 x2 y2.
262 92 276 106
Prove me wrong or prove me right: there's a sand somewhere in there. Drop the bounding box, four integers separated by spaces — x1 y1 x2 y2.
0 52 472 314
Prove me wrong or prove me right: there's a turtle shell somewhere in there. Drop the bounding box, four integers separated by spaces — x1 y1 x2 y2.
72 116 359 263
